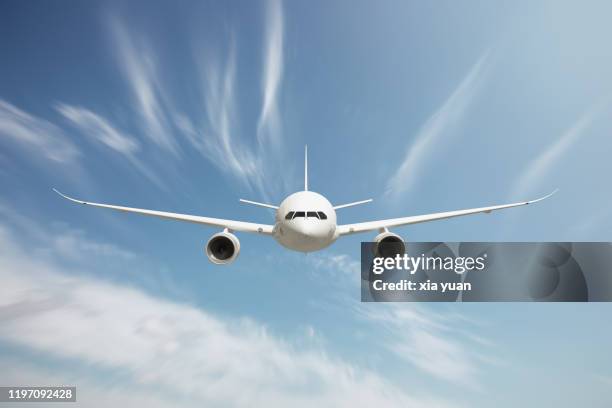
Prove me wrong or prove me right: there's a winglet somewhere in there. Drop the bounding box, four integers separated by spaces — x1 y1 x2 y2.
53 188 86 204
527 189 559 204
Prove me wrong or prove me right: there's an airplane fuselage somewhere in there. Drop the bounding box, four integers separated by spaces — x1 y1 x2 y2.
273 191 338 252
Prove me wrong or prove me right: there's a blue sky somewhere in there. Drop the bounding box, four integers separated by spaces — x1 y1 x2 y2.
1 0 611 406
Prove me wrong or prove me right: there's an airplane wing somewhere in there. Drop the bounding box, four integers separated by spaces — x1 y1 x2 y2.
337 190 557 236
53 189 274 235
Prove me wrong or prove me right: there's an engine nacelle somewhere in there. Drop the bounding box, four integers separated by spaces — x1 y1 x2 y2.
205 231 240 264
373 231 406 258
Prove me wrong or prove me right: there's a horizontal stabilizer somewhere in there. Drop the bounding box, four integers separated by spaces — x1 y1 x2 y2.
333 199 373 210
239 199 279 210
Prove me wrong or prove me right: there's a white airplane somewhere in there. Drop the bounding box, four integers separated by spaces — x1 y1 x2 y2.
54 147 556 264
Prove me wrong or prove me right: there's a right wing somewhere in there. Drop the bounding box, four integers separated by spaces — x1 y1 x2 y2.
337 190 557 236
53 189 274 235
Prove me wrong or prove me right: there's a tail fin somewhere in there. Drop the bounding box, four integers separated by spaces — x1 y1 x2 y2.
304 145 308 191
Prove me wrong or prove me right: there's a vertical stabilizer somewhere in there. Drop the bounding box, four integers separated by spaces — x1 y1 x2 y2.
304 145 308 191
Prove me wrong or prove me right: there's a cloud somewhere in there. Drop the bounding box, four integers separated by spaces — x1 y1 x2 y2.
0 202 136 263
186 0 288 200
304 252 491 388
309 253 361 277
192 42 267 196
109 18 179 156
0 360 179 408
307 253 362 288
57 104 139 154
191 0 287 199
354 303 491 389
511 105 601 199
104 2 288 200
0 218 457 408
0 99 79 164
385 53 490 197
256 0 284 149
52 228 136 261
56 103 165 187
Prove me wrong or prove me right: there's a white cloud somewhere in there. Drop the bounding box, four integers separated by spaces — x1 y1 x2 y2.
0 219 457 408
385 53 489 197
0 358 183 408
56 103 165 187
104 3 289 200
0 99 79 164
305 251 491 388
193 42 267 196
0 202 136 263
109 18 179 156
354 303 490 389
52 228 136 261
511 105 601 199
257 0 284 149
310 253 361 276
182 0 290 201
57 104 139 154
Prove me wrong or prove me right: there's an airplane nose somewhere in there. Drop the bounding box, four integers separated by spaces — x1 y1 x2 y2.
302 222 328 239
289 220 321 238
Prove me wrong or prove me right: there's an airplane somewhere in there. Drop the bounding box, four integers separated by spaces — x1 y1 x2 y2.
54 146 556 264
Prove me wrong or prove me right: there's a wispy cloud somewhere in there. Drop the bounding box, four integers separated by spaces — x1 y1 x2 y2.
307 252 362 288
57 104 139 154
385 53 490 197
0 202 136 263
184 0 288 200
304 252 493 388
310 253 360 276
192 41 267 196
53 228 137 261
56 103 165 188
354 303 492 389
0 218 456 408
0 100 80 164
257 0 284 149
0 360 178 408
109 18 179 156
511 105 602 199
104 1 289 200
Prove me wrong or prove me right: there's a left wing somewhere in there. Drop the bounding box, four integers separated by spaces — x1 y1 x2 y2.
337 190 557 236
53 189 274 235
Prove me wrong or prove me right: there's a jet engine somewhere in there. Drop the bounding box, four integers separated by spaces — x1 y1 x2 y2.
373 231 406 258
205 231 240 264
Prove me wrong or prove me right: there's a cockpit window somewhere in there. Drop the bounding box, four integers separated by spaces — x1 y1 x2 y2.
286 211 327 220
